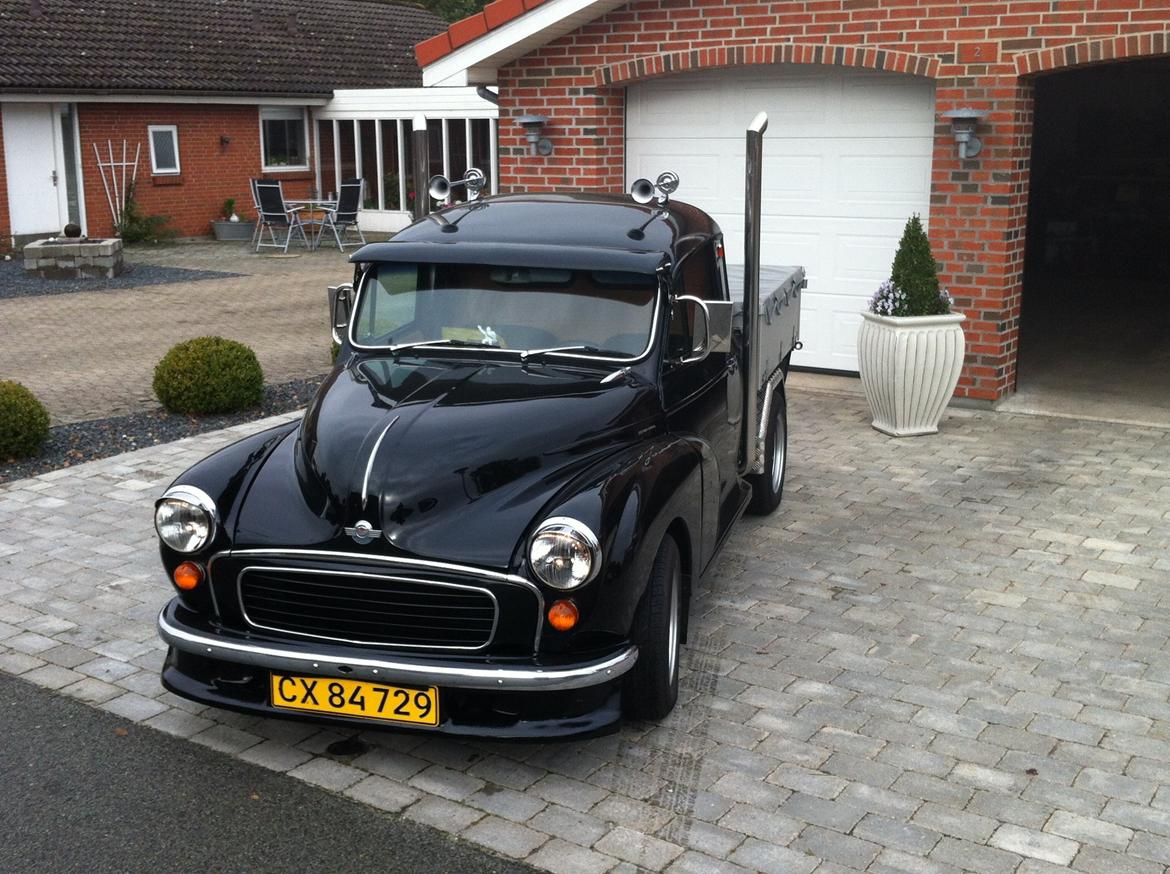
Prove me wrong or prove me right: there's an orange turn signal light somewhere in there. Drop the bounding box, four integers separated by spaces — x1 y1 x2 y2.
547 599 579 632
173 561 204 591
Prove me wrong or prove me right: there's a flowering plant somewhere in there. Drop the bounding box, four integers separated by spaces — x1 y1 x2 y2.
868 280 953 317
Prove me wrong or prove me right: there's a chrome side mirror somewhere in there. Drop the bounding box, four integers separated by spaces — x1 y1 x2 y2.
328 283 353 346
673 295 712 364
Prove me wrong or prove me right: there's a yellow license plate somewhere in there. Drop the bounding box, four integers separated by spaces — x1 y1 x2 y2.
271 674 439 726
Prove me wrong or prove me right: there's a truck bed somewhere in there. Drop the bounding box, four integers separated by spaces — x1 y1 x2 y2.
726 264 804 383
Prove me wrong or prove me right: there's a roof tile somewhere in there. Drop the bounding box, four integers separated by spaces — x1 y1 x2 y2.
483 0 525 30
415 31 455 68
448 11 489 49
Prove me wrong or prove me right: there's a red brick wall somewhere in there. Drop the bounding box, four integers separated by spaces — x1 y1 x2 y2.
78 103 315 239
494 4 1170 401
0 110 10 251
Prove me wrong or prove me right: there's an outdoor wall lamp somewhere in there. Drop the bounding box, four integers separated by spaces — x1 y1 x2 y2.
516 115 552 156
220 135 232 147
941 108 989 159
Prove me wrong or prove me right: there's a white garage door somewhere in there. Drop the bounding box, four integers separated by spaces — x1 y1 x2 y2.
627 66 935 371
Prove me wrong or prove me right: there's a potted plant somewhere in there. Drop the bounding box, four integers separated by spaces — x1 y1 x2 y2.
211 197 255 241
857 214 966 436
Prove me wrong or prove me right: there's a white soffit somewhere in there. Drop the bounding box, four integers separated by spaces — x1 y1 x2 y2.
317 87 499 119
422 0 625 87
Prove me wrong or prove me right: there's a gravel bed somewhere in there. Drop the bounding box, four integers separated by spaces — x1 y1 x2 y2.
0 377 324 485
0 259 241 300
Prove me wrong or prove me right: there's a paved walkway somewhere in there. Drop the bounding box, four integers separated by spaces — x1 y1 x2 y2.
0 241 354 424
1 392 1169 873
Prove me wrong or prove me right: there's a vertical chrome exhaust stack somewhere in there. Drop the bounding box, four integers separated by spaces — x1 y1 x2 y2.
741 111 768 474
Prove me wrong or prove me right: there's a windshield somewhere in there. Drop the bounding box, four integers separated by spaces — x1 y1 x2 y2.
350 262 660 360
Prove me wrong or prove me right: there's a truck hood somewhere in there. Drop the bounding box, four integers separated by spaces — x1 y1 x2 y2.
234 356 660 568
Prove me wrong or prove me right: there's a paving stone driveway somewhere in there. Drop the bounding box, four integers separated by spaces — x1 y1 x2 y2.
0 242 352 424
2 391 1169 874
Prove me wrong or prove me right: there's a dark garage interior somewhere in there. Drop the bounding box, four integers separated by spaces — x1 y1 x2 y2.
1013 58 1170 424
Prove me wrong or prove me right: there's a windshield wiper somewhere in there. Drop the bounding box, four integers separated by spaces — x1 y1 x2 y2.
389 338 498 358
519 345 627 364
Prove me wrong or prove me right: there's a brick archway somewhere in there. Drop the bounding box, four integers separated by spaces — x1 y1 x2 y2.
596 43 941 88
1015 31 1170 75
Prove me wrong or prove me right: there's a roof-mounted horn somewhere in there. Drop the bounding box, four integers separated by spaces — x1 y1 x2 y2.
629 171 680 205
429 167 487 203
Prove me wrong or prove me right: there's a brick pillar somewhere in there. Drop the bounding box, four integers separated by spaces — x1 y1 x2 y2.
931 76 1033 402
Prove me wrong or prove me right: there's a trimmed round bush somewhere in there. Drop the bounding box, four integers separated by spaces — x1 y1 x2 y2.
153 336 264 415
0 381 50 460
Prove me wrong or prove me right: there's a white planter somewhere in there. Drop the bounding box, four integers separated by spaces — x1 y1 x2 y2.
857 311 966 437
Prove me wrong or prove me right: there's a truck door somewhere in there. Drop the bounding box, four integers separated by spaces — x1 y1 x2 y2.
663 241 741 557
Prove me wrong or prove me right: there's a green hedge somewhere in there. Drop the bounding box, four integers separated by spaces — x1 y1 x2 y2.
153 337 264 415
0 381 50 460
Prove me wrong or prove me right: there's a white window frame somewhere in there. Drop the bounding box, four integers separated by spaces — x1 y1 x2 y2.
147 124 180 175
320 115 497 214
259 107 311 172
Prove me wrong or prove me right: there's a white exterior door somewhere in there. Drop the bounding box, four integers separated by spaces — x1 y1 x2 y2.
626 67 935 372
2 103 69 236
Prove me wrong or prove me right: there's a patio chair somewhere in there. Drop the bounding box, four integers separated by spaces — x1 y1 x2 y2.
315 179 366 251
255 180 311 253
249 178 263 246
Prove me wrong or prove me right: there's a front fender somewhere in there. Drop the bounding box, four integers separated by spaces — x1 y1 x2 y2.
516 436 703 653
157 420 299 611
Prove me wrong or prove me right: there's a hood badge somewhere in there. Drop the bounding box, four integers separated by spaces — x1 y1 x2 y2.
345 520 382 545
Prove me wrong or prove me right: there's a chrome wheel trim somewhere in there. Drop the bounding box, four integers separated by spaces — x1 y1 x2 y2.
666 562 681 683
770 412 786 494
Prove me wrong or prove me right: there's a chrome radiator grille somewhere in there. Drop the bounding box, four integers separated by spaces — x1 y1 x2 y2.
238 567 498 650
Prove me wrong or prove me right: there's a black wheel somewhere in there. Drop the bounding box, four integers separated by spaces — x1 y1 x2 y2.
747 383 787 515
622 536 682 721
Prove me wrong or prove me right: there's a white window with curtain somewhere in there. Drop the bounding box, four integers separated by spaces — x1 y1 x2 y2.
260 107 309 171
147 125 180 175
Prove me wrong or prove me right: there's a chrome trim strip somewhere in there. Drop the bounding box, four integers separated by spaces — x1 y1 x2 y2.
751 367 785 475
159 608 637 691
214 549 529 585
208 549 546 653
361 415 399 504
237 566 499 652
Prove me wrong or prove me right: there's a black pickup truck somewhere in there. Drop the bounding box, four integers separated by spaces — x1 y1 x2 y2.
152 114 802 738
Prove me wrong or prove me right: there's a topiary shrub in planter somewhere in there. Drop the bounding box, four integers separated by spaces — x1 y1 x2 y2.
0 380 51 460
153 337 264 415
857 214 966 437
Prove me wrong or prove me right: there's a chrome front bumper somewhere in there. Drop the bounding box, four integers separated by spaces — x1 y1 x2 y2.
158 605 638 693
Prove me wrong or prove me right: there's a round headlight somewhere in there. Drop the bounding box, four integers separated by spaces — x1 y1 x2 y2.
528 517 600 590
154 486 217 554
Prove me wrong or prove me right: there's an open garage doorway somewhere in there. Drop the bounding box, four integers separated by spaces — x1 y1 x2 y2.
1011 59 1170 425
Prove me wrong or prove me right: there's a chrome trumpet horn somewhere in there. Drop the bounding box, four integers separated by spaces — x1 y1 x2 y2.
630 178 656 204
428 167 488 202
628 171 680 205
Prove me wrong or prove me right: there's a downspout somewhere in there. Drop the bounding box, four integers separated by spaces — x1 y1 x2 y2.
740 111 768 474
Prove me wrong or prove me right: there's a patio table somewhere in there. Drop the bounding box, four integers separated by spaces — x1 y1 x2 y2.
285 199 337 250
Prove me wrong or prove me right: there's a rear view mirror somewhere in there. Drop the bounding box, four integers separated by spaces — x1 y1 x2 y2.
328 284 353 345
673 295 712 364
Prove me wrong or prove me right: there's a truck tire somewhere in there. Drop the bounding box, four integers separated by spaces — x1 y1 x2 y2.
747 383 787 515
622 535 682 721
